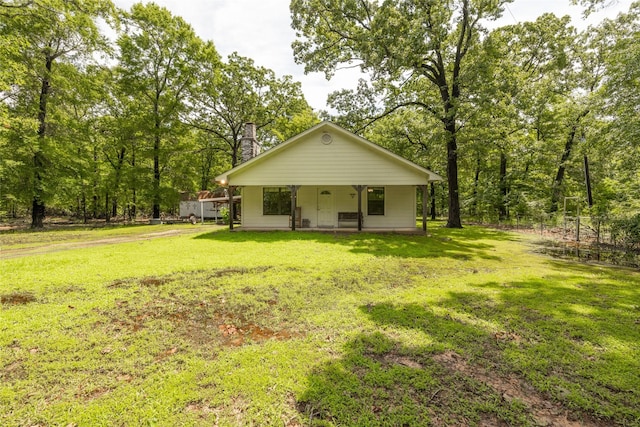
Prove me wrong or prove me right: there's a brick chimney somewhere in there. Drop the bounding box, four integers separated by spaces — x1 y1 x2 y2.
241 122 259 163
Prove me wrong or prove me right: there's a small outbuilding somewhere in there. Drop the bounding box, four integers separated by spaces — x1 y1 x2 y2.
179 190 240 223
215 121 442 232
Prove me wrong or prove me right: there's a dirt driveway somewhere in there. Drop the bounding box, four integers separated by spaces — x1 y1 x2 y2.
0 226 212 260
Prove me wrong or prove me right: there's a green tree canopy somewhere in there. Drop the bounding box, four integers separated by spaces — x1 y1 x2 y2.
186 52 317 169
0 0 114 227
117 2 211 218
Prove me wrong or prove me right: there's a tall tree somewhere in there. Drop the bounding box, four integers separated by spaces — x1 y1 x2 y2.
592 2 640 213
602 2 640 144
186 52 316 169
117 2 208 218
0 0 114 227
291 0 512 228
545 18 616 213
477 14 578 217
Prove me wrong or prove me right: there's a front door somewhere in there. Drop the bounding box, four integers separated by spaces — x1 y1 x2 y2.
317 188 334 227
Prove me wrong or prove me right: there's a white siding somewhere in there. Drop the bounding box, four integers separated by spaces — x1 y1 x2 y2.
179 201 223 219
364 186 416 228
297 186 318 227
241 187 289 228
228 128 429 186
241 185 417 229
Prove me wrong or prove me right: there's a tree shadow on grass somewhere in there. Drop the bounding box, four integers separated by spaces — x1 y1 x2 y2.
470 267 640 342
448 277 640 424
543 259 640 280
296 286 637 426
192 226 511 261
295 304 536 426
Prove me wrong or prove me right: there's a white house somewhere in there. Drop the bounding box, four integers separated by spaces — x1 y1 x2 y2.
215 121 442 232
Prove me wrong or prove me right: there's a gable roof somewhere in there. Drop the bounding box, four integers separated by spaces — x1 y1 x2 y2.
215 121 443 186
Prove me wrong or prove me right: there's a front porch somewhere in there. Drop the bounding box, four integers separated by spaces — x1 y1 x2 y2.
234 185 430 233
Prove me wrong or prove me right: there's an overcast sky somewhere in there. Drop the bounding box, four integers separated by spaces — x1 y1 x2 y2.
112 0 633 112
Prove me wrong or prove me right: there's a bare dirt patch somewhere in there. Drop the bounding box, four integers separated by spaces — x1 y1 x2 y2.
1 292 36 305
383 354 424 369
76 385 112 401
208 265 273 278
100 293 303 350
2 360 28 381
432 351 609 427
139 277 170 287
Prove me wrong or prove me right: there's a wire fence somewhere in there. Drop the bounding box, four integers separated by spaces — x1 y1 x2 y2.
475 214 640 268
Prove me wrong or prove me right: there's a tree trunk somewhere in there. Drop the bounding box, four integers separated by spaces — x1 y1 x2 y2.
550 110 589 212
92 145 99 219
130 189 137 220
153 133 161 218
109 146 126 222
200 150 213 190
30 188 45 228
81 191 88 224
130 148 137 220
499 151 508 220
31 55 53 229
231 141 240 168
152 98 161 218
550 133 574 213
584 154 593 208
105 192 110 223
437 58 462 228
445 121 462 228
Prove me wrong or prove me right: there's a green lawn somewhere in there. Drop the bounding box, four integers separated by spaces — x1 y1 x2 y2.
1 224 639 426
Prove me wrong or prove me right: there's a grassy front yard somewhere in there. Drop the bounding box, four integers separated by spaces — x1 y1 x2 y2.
1 224 639 426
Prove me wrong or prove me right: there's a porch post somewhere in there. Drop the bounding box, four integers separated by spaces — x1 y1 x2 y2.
288 185 300 231
419 185 428 233
228 186 236 231
352 185 366 231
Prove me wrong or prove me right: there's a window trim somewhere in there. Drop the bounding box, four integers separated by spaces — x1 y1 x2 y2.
367 186 385 216
263 187 292 216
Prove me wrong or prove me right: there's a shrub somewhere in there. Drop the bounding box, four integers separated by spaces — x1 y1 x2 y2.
220 207 230 224
610 213 640 250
